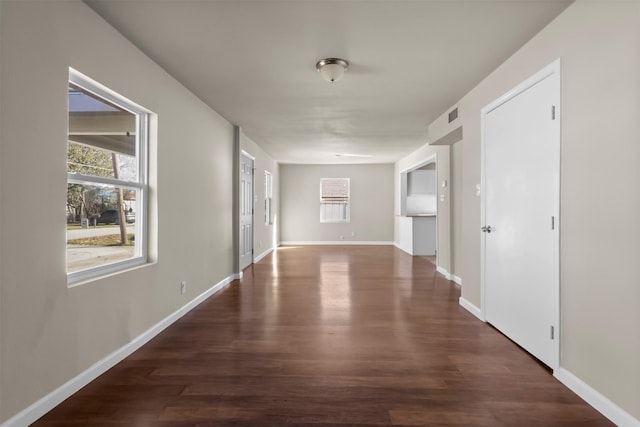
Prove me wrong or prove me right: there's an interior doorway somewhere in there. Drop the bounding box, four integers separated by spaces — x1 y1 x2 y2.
240 151 254 270
399 154 438 263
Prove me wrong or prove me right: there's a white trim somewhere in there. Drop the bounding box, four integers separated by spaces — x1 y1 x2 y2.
480 58 561 370
459 297 484 321
436 266 451 280
254 247 274 263
400 153 437 174
555 368 640 427
394 241 412 255
280 241 393 246
0 273 239 427
432 266 463 286
240 149 255 160
67 173 145 190
181 274 238 314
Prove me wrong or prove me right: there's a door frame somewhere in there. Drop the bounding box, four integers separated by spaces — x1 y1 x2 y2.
240 149 255 270
480 59 561 370
401 153 438 264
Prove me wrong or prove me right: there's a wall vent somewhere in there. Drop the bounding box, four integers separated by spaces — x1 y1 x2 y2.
448 107 458 123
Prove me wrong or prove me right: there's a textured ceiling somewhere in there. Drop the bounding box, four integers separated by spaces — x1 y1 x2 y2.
86 0 573 164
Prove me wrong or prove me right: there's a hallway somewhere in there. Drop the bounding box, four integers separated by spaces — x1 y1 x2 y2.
35 246 611 426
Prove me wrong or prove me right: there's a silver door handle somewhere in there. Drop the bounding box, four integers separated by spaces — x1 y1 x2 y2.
481 225 492 233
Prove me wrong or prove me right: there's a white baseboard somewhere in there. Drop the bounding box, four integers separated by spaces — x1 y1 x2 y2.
436 267 462 286
254 247 274 263
554 368 640 427
459 297 483 321
436 267 462 285
181 274 238 314
436 266 451 280
280 241 394 246
1 273 239 427
393 242 412 255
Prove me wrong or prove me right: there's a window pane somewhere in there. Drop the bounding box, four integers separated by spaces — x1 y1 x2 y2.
68 84 138 181
321 201 349 222
67 141 137 181
320 178 350 222
67 183 138 273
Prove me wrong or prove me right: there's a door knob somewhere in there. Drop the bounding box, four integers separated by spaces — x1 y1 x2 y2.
481 225 492 233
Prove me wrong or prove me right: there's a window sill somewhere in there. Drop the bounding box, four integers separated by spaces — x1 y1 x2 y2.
68 258 156 288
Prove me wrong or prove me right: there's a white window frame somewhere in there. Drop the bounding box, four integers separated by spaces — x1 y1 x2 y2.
264 170 273 225
67 69 149 284
320 177 350 223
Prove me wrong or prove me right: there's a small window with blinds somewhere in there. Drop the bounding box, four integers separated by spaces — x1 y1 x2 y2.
320 178 350 223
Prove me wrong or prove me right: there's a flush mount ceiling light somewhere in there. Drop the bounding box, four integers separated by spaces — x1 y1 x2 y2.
316 58 349 83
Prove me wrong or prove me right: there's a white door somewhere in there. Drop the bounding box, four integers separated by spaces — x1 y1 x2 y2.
482 61 560 368
240 153 254 270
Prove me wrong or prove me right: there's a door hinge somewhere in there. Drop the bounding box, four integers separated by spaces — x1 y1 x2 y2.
551 105 556 120
550 325 555 340
551 216 555 230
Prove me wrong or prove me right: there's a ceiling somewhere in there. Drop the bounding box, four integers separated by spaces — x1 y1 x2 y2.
85 0 573 164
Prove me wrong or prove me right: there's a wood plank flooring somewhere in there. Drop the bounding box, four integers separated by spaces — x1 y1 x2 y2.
34 245 612 426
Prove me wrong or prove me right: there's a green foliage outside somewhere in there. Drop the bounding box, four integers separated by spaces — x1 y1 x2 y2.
67 142 115 222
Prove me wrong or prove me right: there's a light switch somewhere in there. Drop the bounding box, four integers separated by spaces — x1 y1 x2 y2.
441 180 447 188
475 184 481 197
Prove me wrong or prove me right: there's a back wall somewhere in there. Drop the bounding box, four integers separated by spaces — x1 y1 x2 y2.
280 164 394 243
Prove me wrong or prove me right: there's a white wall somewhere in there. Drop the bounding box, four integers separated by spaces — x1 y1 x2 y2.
453 1 640 421
280 164 394 243
0 1 236 422
239 131 279 259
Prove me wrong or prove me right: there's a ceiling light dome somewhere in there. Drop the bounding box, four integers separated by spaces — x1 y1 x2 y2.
316 58 349 83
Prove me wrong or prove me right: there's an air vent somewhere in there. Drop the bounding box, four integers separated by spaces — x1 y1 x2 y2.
448 107 458 123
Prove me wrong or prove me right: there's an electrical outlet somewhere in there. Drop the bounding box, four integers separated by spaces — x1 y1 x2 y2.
351 231 356 237
180 281 186 295
340 235 344 240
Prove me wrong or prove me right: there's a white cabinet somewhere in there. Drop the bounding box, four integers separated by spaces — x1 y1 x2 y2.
398 215 436 256
412 216 436 256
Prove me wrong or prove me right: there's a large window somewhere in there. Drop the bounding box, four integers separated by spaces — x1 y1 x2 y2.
320 178 350 223
67 69 149 283
264 170 273 225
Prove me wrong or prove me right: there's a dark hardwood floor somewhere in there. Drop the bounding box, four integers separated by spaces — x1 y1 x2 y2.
35 245 612 426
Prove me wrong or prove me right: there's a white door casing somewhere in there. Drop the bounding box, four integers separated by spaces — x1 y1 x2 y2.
240 152 254 270
481 60 561 369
